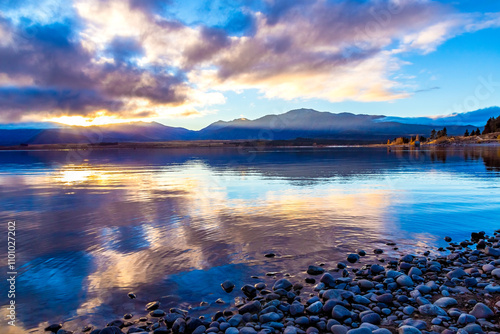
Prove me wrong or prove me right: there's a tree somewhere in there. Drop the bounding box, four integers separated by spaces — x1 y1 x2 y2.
442 127 447 137
476 128 481 136
430 129 436 139
482 116 500 134
464 129 469 137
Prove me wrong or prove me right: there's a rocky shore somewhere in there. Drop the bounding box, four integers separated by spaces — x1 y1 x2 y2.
46 230 500 334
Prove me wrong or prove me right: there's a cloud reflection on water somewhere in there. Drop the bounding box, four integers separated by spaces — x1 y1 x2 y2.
0 147 499 332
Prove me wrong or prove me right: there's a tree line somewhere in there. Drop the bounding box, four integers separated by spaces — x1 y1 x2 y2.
482 115 500 134
387 115 500 145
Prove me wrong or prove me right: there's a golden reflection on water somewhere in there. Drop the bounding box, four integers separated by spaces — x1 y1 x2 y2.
3 147 500 332
27 161 402 326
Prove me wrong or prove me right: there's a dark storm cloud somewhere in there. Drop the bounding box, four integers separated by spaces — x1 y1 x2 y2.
0 87 123 121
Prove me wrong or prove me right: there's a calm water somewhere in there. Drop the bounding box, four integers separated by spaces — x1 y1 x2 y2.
0 146 500 333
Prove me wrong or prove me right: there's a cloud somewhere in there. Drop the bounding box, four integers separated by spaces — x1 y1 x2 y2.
415 86 441 93
0 0 499 124
0 13 192 121
0 87 122 121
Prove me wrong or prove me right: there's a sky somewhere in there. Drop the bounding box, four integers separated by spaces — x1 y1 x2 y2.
0 0 499 130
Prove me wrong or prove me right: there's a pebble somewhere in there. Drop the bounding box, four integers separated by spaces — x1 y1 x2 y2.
396 275 414 287
347 254 360 263
434 297 458 308
306 301 323 314
330 325 348 334
46 229 500 334
469 303 494 319
398 326 422 334
222 280 236 293
491 268 500 279
307 265 325 275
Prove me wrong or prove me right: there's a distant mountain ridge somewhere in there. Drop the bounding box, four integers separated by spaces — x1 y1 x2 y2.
1 107 498 146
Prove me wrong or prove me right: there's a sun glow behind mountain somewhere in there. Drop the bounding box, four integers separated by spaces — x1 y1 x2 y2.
47 115 148 127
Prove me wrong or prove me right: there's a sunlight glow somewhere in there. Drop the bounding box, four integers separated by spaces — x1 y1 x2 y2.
46 115 146 127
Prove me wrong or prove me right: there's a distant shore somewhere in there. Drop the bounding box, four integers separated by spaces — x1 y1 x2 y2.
0 133 499 151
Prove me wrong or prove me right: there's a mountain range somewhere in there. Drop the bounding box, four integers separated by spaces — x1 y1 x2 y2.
1 107 498 146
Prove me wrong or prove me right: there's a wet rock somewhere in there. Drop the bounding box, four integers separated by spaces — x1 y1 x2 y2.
396 275 414 287
150 309 166 317
306 301 323 314
172 318 186 334
347 254 360 263
445 236 452 242
376 293 393 304
360 312 381 325
283 326 298 334
186 319 204 333
241 285 257 299
222 280 236 293
289 303 305 316
45 324 63 332
146 301 160 311
330 325 348 334
107 320 124 328
228 314 243 327
469 303 494 319
491 268 500 279
397 326 422 334
463 324 484 333
239 327 257 334
402 319 427 330
485 247 500 257
127 293 136 299
372 330 391 334
347 328 371 334
447 268 467 279
353 295 370 304
264 253 276 258
464 277 478 287
307 265 325 275
371 264 385 274
458 314 477 325
320 273 336 287
239 300 261 314
165 313 183 324
331 305 351 321
434 297 458 308
485 284 500 293
99 328 123 334
400 255 414 263
418 304 447 316
273 278 293 291
374 249 384 254
357 279 374 290
403 306 415 315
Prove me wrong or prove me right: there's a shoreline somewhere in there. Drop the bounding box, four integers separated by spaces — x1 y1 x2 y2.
1 138 500 152
44 230 500 334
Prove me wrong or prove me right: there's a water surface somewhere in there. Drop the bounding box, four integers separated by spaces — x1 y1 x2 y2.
0 146 499 332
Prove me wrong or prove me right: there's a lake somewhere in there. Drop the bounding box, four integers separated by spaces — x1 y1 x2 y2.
0 146 499 333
